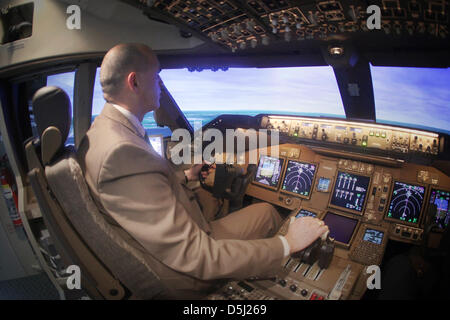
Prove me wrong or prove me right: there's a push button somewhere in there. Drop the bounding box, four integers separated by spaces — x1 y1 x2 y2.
401 231 411 238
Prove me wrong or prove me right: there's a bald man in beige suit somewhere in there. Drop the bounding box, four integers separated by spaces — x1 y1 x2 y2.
78 43 328 299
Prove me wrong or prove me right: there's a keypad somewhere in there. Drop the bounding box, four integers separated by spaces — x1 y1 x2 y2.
350 241 382 265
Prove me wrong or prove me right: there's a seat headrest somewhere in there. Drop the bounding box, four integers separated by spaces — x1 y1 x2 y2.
32 86 72 164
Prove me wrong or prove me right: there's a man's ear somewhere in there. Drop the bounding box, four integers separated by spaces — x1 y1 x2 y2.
126 72 138 92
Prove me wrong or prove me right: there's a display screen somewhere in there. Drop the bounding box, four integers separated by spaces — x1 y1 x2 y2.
148 135 164 157
254 155 284 188
317 177 331 192
330 171 371 212
281 161 317 197
387 181 425 224
363 229 384 245
323 212 359 245
429 189 450 229
295 209 317 219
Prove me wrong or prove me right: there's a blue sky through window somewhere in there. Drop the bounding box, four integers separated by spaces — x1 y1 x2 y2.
53 65 449 136
371 65 450 134
159 66 345 118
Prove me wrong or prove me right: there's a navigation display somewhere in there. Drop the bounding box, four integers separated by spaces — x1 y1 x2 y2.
387 181 425 224
281 161 317 198
323 212 359 245
254 155 284 189
295 209 317 219
330 171 371 213
429 189 450 229
363 229 384 245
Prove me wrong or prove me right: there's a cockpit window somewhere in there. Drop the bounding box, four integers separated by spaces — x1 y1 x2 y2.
371 65 450 135
160 66 346 127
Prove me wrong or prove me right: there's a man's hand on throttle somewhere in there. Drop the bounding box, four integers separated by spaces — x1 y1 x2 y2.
285 217 329 254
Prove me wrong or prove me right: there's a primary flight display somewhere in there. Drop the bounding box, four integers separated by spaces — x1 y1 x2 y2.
254 155 284 188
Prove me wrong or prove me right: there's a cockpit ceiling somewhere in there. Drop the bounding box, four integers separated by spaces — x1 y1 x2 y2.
122 0 449 67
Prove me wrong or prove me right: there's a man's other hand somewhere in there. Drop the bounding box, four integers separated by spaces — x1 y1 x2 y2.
285 217 329 254
184 162 216 182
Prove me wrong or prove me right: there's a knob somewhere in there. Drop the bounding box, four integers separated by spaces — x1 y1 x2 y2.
301 289 308 297
290 285 297 292
278 279 287 287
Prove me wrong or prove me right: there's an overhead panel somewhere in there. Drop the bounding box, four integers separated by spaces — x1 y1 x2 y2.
130 0 449 52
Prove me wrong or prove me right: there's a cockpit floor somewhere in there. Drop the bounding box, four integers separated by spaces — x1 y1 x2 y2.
0 273 59 300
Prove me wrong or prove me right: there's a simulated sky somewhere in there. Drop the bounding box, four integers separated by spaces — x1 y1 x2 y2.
159 66 345 116
47 66 450 134
371 66 450 133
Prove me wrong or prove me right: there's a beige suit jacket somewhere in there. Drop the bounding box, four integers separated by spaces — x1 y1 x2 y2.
77 104 284 298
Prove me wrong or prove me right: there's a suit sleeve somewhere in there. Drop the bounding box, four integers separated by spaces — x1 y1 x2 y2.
97 142 285 280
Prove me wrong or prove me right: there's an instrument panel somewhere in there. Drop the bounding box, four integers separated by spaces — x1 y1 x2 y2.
261 115 442 155
220 139 450 300
209 114 449 300
247 143 449 242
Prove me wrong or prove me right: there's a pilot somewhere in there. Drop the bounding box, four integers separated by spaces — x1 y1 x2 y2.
77 43 329 298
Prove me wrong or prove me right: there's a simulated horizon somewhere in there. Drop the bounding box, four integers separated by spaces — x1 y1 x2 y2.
47 65 450 135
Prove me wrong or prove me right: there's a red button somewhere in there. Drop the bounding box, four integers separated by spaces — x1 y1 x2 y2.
318 296 324 300
310 293 318 300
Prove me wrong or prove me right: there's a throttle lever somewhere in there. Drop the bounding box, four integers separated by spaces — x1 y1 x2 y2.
301 238 322 265
318 232 335 269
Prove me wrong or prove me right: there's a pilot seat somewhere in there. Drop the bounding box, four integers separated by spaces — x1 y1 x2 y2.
24 86 168 299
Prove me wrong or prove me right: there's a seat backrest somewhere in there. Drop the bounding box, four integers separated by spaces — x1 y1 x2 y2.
46 147 165 299
27 86 166 299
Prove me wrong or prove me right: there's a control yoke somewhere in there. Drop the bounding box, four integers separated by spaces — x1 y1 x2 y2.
199 164 257 211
